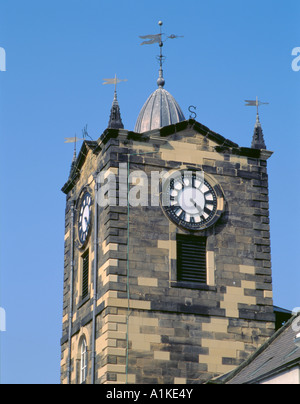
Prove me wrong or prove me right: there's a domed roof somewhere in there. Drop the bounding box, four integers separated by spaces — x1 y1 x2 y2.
134 70 185 133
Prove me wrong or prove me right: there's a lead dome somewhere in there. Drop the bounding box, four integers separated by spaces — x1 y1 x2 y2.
134 69 185 133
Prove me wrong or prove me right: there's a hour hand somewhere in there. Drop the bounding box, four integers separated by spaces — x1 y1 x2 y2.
190 198 203 213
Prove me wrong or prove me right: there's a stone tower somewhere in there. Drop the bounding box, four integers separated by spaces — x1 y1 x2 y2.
60 57 275 385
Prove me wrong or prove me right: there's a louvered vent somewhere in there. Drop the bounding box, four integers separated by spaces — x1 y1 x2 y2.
177 235 207 284
82 250 89 298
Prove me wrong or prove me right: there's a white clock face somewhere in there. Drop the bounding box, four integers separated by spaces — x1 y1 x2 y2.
78 192 92 244
82 205 90 232
162 171 222 230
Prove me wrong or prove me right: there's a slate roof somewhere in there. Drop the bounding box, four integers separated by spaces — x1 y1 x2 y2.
210 315 300 384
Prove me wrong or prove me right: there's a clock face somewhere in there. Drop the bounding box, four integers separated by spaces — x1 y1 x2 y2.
78 192 92 245
162 170 223 231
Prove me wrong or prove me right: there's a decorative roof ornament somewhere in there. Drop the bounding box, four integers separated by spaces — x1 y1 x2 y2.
245 97 268 149
64 135 82 175
139 21 183 89
103 74 127 129
135 21 185 133
64 125 93 176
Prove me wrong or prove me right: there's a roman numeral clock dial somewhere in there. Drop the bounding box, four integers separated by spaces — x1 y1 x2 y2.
162 171 225 231
78 192 92 245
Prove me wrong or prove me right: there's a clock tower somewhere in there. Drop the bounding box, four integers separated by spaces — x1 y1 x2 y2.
60 40 275 385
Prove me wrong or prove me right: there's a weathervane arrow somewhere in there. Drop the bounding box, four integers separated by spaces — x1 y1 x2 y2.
245 97 269 116
64 136 84 143
139 34 162 45
139 21 183 71
167 34 184 40
65 124 91 145
102 77 128 85
102 74 127 93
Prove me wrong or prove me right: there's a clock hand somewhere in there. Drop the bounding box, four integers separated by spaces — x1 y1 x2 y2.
190 198 203 213
190 198 197 208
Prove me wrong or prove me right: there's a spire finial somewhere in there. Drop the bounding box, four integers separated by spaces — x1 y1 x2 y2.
103 75 127 129
245 97 269 149
64 135 82 175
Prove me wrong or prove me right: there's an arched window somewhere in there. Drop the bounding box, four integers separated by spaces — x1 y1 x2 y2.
80 338 88 383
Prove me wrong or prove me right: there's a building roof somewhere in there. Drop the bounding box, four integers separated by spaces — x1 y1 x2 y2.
210 315 300 384
61 119 273 195
134 67 185 133
134 87 185 133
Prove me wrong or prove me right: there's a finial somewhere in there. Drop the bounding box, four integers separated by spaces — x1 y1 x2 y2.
103 75 127 129
245 97 269 149
157 69 165 88
64 135 83 175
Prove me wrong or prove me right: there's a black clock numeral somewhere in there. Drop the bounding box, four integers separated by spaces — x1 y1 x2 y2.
204 206 212 215
179 211 185 221
172 207 183 218
192 175 196 188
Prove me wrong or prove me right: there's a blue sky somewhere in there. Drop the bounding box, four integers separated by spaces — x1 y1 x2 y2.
0 0 299 384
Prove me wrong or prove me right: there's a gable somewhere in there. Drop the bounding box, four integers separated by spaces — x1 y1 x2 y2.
61 140 98 194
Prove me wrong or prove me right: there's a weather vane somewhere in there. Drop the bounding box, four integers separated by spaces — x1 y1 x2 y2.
64 124 92 156
64 134 82 161
245 96 269 118
103 74 127 95
139 21 183 69
188 105 197 120
64 134 83 145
